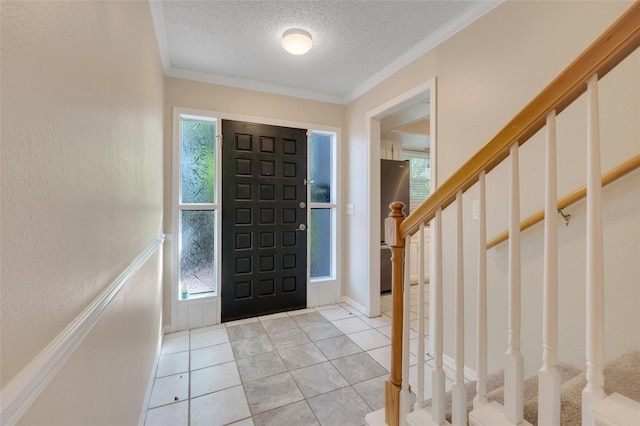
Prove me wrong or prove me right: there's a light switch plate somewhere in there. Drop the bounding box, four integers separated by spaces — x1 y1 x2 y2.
346 204 354 215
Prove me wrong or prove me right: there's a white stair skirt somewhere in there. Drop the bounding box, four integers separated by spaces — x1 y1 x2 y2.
591 393 640 426
364 408 387 426
469 401 533 426
364 406 453 426
406 407 451 426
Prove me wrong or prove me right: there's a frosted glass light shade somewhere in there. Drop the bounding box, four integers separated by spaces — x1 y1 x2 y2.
282 28 313 55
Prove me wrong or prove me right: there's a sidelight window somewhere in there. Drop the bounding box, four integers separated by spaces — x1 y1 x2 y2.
177 116 219 297
309 131 336 279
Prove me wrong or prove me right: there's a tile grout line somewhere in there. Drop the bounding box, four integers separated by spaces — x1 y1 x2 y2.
226 322 256 424
187 332 191 426
148 300 426 425
301 309 380 425
248 309 376 424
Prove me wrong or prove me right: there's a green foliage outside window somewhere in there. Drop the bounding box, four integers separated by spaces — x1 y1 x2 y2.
181 119 216 204
180 118 216 295
403 152 431 204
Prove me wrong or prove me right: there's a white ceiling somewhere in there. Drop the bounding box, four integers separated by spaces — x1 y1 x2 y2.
150 1 500 104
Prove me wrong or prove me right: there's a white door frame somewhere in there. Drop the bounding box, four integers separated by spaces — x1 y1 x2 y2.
365 79 437 317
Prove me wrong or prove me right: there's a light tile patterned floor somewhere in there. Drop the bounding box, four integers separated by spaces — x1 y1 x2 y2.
145 288 432 426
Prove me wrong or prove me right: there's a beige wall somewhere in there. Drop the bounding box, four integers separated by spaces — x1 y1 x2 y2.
1 1 165 424
165 77 345 128
344 0 639 375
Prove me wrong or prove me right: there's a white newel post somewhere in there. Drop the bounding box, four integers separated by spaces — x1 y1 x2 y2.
474 171 488 409
505 142 524 424
582 74 606 426
452 190 467 426
538 110 561 426
417 224 426 408
401 234 412 422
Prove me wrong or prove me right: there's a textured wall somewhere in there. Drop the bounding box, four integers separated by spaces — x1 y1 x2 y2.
1 1 164 424
344 0 639 374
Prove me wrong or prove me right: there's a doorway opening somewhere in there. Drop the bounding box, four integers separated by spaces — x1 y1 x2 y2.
365 79 437 317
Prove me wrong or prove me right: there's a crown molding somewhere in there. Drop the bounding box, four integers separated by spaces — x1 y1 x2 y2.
149 0 171 73
342 0 503 104
149 0 503 105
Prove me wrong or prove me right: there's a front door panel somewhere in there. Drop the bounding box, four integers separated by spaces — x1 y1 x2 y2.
221 120 307 322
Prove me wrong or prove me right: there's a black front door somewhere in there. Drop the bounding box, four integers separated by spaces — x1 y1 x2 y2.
221 120 308 322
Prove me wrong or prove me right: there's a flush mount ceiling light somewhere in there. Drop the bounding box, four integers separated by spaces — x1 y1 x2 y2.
282 28 313 55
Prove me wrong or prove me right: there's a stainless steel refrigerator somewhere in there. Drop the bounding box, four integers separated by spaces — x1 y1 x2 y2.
380 159 410 293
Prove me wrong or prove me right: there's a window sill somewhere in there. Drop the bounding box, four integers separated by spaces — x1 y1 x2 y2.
178 292 217 302
310 276 335 284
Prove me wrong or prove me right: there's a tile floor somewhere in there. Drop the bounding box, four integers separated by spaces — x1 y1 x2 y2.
144 285 435 426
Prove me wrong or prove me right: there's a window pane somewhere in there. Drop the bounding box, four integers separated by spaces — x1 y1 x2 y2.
310 208 331 278
180 210 215 295
310 133 331 203
181 119 216 204
402 153 431 202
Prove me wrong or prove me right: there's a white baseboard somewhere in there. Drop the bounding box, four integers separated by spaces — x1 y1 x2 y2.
408 274 431 285
341 296 367 316
138 326 164 426
442 353 478 382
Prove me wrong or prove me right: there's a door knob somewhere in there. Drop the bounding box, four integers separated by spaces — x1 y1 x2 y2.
297 224 306 231
299 201 306 208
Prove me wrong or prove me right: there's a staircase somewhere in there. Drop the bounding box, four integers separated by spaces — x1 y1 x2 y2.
366 3 640 426
426 351 640 426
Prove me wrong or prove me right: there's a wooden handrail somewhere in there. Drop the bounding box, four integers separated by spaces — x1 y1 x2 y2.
487 153 640 249
399 2 640 240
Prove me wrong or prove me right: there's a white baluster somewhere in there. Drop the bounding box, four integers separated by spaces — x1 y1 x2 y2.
582 74 605 426
432 207 446 424
452 190 467 426
417 224 426 408
474 171 488 409
539 110 561 426
504 142 524 424
401 234 412 421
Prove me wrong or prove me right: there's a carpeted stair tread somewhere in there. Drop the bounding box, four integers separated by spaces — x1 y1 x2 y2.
486 363 582 406
601 351 640 401
435 364 580 423
523 350 640 425
421 351 639 425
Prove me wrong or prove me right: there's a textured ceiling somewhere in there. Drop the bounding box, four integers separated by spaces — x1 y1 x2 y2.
150 1 500 104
